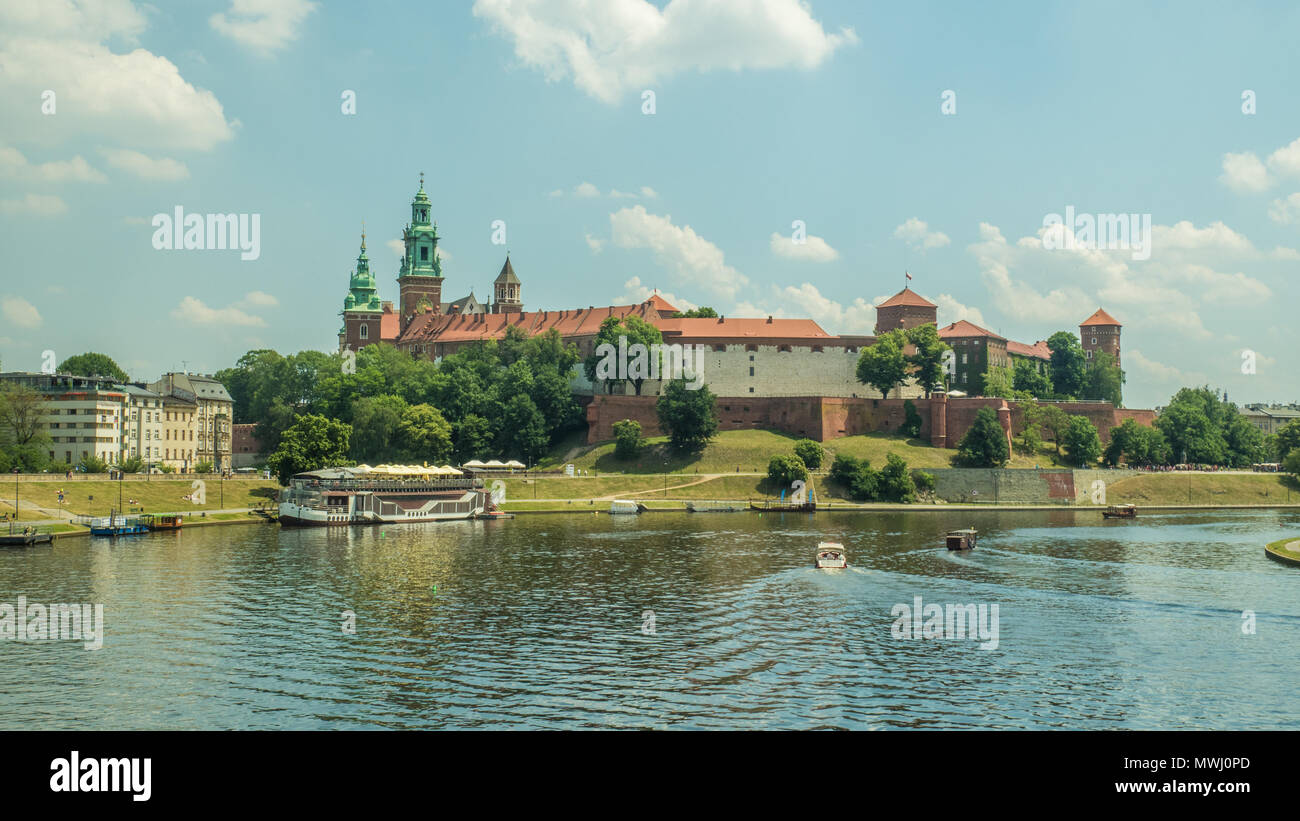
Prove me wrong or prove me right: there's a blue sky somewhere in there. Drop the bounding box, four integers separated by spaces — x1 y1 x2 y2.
1 0 1298 409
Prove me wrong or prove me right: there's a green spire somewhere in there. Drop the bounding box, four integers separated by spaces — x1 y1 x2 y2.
401 173 442 279
343 226 381 313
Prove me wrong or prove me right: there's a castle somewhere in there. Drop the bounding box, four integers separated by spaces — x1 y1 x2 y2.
338 178 1123 412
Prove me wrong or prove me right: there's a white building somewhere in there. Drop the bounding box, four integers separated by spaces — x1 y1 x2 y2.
118 383 165 466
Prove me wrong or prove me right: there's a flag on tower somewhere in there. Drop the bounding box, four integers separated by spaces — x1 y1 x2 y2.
905 270 912 281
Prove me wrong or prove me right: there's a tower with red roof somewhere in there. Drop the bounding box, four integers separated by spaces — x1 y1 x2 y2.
1079 309 1121 367
874 287 937 335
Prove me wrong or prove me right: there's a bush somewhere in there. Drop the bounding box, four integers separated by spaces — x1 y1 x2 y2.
879 453 916 502
767 454 808 487
1283 449 1300 478
118 456 144 474
828 453 880 501
902 400 924 438
78 455 108 474
612 419 643 460
194 460 214 474
914 470 936 494
792 439 824 469
159 464 177 474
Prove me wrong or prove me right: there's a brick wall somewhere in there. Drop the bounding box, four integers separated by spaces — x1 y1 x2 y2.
585 394 1154 447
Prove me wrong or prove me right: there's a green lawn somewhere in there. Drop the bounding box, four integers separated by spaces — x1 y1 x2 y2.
545 428 1039 475
1266 537 1300 559
9 478 281 518
1107 473 1299 506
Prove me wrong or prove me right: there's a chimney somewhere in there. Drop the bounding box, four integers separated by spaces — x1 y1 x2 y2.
767 315 773 323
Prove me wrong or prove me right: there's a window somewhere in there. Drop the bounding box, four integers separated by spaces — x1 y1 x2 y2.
962 353 968 364
748 387 755 393
360 325 369 339
1091 338 1097 345
749 366 754 376
420 247 429 261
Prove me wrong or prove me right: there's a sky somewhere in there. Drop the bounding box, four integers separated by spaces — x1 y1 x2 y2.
1 0 1298 410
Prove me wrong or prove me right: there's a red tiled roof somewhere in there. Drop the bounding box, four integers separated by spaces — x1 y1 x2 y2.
1080 308 1121 327
396 300 666 344
380 303 400 342
876 287 936 309
1007 339 1051 360
645 294 678 313
657 316 832 341
937 320 1005 341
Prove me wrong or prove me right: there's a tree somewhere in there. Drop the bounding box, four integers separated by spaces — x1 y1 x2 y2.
1104 418 1169 467
499 394 548 463
0 383 49 449
1062 415 1102 467
59 352 128 382
119 455 143 474
1039 404 1072 458
396 404 453 464
673 307 718 318
1012 358 1053 398
901 400 923 439
1284 448 1300 478
904 325 949 397
879 452 916 502
656 379 718 452
829 454 879 501
613 419 643 460
955 407 1010 467
349 395 407 463
78 454 108 473
266 414 351 484
982 363 1016 398
1082 351 1125 406
767 454 808 486
1275 420 1300 462
1153 387 1257 465
194 460 214 474
1047 332 1087 399
584 315 664 395
856 329 909 398
453 414 493 463
1016 400 1046 456
793 438 824 469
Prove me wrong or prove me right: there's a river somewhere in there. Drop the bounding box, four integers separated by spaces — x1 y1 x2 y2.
1 508 1297 729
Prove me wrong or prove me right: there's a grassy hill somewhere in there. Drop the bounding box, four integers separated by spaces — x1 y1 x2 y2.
537 428 1042 475
3 477 281 519
1106 473 1299 506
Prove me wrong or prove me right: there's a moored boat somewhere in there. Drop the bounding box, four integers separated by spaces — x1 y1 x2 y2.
141 513 184 531
1102 504 1137 519
814 542 847 569
0 528 53 547
89 512 149 537
278 464 487 527
946 528 977 550
609 500 646 515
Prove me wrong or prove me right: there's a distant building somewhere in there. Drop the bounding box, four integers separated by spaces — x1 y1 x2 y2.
149 373 233 472
231 423 262 468
1080 308 1122 367
874 287 937 335
0 372 126 467
118 383 164 465
1239 403 1300 435
938 320 1009 396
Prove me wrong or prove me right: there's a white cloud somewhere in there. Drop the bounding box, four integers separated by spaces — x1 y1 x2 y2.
1268 192 1300 224
170 296 266 327
573 181 601 197
584 232 604 253
0 144 106 183
0 193 68 216
893 217 950 249
210 0 318 56
640 186 658 199
614 276 696 312
238 290 279 308
97 148 189 180
1267 137 1300 179
1 296 42 329
769 230 838 262
557 181 656 199
933 293 986 327
1219 151 1271 193
473 0 857 104
0 3 235 152
609 205 749 299
386 239 405 256
1126 349 1206 387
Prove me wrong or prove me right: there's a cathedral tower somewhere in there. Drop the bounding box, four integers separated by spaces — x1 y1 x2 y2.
340 227 384 352
398 173 445 333
492 255 522 314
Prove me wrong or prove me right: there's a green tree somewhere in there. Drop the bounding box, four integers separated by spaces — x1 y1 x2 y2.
584 315 664 395
1155 388 1228 464
904 324 949 397
767 454 808 486
396 404 453 464
78 455 109 473
901 400 924 438
193 460 214 473
1012 358 1053 398
1039 404 1072 458
1083 351 1125 406
673 307 718 318
856 329 909 398
1062 415 1102 467
879 452 916 502
118 455 144 474
982 363 1016 398
1047 332 1087 399
1284 448 1300 478
0 383 51 459
1273 419 1300 463
1103 418 1169 467
656 379 718 452
266 414 352 484
349 395 408 463
453 414 494 463
613 419 643 460
828 454 879 501
499 394 548 463
59 352 128 382
793 438 824 469
955 407 1009 467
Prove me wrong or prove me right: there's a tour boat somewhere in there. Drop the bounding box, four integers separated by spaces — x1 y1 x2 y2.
90 512 149 537
142 513 184 531
609 500 645 515
278 464 487 527
1102 504 1138 519
749 499 817 513
814 542 848 569
946 528 978 551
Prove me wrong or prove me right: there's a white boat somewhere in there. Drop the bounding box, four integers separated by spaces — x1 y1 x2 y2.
609 500 645 515
278 465 487 527
815 541 847 569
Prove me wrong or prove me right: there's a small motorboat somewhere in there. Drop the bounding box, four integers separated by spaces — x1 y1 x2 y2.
815 542 848 569
946 528 977 551
142 513 184 531
1102 504 1137 519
